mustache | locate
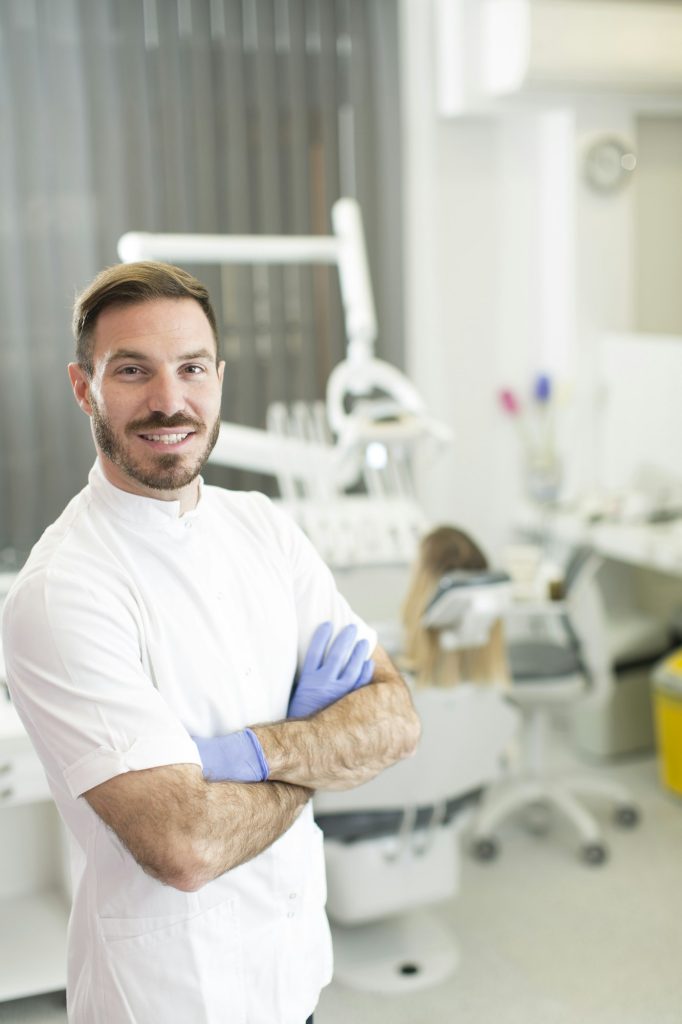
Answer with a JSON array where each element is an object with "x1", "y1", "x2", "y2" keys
[{"x1": 127, "y1": 412, "x2": 204, "y2": 433}]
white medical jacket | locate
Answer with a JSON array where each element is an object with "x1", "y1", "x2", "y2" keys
[{"x1": 1, "y1": 461, "x2": 376, "y2": 1024}]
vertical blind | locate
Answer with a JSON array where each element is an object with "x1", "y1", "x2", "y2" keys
[{"x1": 0, "y1": 0, "x2": 402, "y2": 564}]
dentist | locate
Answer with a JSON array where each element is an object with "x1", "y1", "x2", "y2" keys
[{"x1": 1, "y1": 261, "x2": 420, "y2": 1024}]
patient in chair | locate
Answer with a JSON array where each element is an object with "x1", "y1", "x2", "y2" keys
[{"x1": 401, "y1": 525, "x2": 510, "y2": 688}]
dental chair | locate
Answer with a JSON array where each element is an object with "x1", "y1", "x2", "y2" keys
[
  {"x1": 470, "y1": 549, "x2": 641, "y2": 866},
  {"x1": 313, "y1": 571, "x2": 519, "y2": 994}
]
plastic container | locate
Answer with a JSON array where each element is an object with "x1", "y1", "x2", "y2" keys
[{"x1": 652, "y1": 650, "x2": 682, "y2": 797}]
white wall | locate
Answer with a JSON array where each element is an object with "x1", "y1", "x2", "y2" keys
[
  {"x1": 400, "y1": 0, "x2": 510, "y2": 559},
  {"x1": 636, "y1": 114, "x2": 682, "y2": 334},
  {"x1": 399, "y1": 1, "x2": 682, "y2": 561}
]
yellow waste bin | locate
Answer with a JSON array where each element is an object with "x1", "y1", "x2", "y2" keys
[{"x1": 652, "y1": 650, "x2": 682, "y2": 797}]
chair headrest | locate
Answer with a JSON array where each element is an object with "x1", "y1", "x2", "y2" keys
[
  {"x1": 421, "y1": 570, "x2": 512, "y2": 650},
  {"x1": 429, "y1": 569, "x2": 511, "y2": 594}
]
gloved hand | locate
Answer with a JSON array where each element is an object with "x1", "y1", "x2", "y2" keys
[
  {"x1": 191, "y1": 727, "x2": 269, "y2": 783},
  {"x1": 288, "y1": 621, "x2": 375, "y2": 719}
]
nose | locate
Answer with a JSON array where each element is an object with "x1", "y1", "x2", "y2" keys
[{"x1": 146, "y1": 368, "x2": 186, "y2": 417}]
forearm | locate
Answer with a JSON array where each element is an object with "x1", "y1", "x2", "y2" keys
[
  {"x1": 254, "y1": 652, "x2": 421, "y2": 790},
  {"x1": 193, "y1": 775, "x2": 311, "y2": 887},
  {"x1": 85, "y1": 764, "x2": 311, "y2": 892}
]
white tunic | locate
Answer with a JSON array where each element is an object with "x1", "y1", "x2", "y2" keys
[{"x1": 1, "y1": 461, "x2": 376, "y2": 1024}]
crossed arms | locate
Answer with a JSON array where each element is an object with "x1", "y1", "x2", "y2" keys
[{"x1": 85, "y1": 642, "x2": 420, "y2": 892}]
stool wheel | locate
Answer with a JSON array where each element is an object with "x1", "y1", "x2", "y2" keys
[
  {"x1": 581, "y1": 842, "x2": 608, "y2": 866},
  {"x1": 472, "y1": 837, "x2": 499, "y2": 862},
  {"x1": 614, "y1": 805, "x2": 639, "y2": 828}
]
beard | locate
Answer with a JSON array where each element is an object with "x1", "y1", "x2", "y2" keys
[{"x1": 90, "y1": 400, "x2": 221, "y2": 493}]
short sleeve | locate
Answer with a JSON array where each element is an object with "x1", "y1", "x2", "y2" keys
[{"x1": 2, "y1": 567, "x2": 201, "y2": 799}]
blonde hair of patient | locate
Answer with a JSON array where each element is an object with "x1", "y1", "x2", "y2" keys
[{"x1": 402, "y1": 526, "x2": 509, "y2": 688}]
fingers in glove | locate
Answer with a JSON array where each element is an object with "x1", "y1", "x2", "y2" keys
[
  {"x1": 323, "y1": 623, "x2": 358, "y2": 677},
  {"x1": 301, "y1": 620, "x2": 334, "y2": 675},
  {"x1": 339, "y1": 637, "x2": 369, "y2": 687},
  {"x1": 353, "y1": 658, "x2": 375, "y2": 688}
]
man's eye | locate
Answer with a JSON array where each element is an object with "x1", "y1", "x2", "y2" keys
[
  {"x1": 117, "y1": 366, "x2": 143, "y2": 376},
  {"x1": 183, "y1": 364, "x2": 206, "y2": 375}
]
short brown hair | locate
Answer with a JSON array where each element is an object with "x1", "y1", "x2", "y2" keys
[{"x1": 72, "y1": 261, "x2": 219, "y2": 376}]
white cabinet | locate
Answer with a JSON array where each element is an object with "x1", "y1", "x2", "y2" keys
[
  {"x1": 0, "y1": 698, "x2": 70, "y2": 1003},
  {"x1": 436, "y1": 0, "x2": 682, "y2": 117}
]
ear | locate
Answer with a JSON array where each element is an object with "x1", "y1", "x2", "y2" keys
[
  {"x1": 68, "y1": 363, "x2": 94, "y2": 416},
  {"x1": 217, "y1": 360, "x2": 226, "y2": 388}
]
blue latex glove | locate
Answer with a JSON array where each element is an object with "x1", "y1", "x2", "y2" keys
[
  {"x1": 192, "y1": 727, "x2": 269, "y2": 783},
  {"x1": 288, "y1": 621, "x2": 375, "y2": 719}
]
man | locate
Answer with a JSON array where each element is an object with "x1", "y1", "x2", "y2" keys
[{"x1": 1, "y1": 261, "x2": 420, "y2": 1024}]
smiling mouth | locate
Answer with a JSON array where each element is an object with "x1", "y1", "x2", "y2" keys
[{"x1": 136, "y1": 431, "x2": 197, "y2": 448}]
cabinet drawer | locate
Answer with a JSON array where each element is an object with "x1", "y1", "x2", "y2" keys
[{"x1": 0, "y1": 751, "x2": 51, "y2": 807}]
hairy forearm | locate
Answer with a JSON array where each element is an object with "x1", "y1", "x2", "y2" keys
[
  {"x1": 192, "y1": 775, "x2": 311, "y2": 887},
  {"x1": 254, "y1": 652, "x2": 421, "y2": 791},
  {"x1": 86, "y1": 764, "x2": 311, "y2": 892}
]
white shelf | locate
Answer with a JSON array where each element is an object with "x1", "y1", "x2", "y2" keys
[{"x1": 0, "y1": 888, "x2": 68, "y2": 1002}]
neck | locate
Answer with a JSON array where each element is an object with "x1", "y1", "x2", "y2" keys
[{"x1": 97, "y1": 455, "x2": 200, "y2": 516}]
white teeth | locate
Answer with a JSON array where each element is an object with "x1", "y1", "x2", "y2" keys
[{"x1": 142, "y1": 433, "x2": 189, "y2": 444}]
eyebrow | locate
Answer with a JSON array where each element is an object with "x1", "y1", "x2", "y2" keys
[{"x1": 107, "y1": 348, "x2": 216, "y2": 364}]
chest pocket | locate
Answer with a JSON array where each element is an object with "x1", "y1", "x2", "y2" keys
[{"x1": 99, "y1": 897, "x2": 245, "y2": 1024}]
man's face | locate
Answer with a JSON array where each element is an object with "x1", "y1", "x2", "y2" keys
[{"x1": 69, "y1": 297, "x2": 225, "y2": 509}]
